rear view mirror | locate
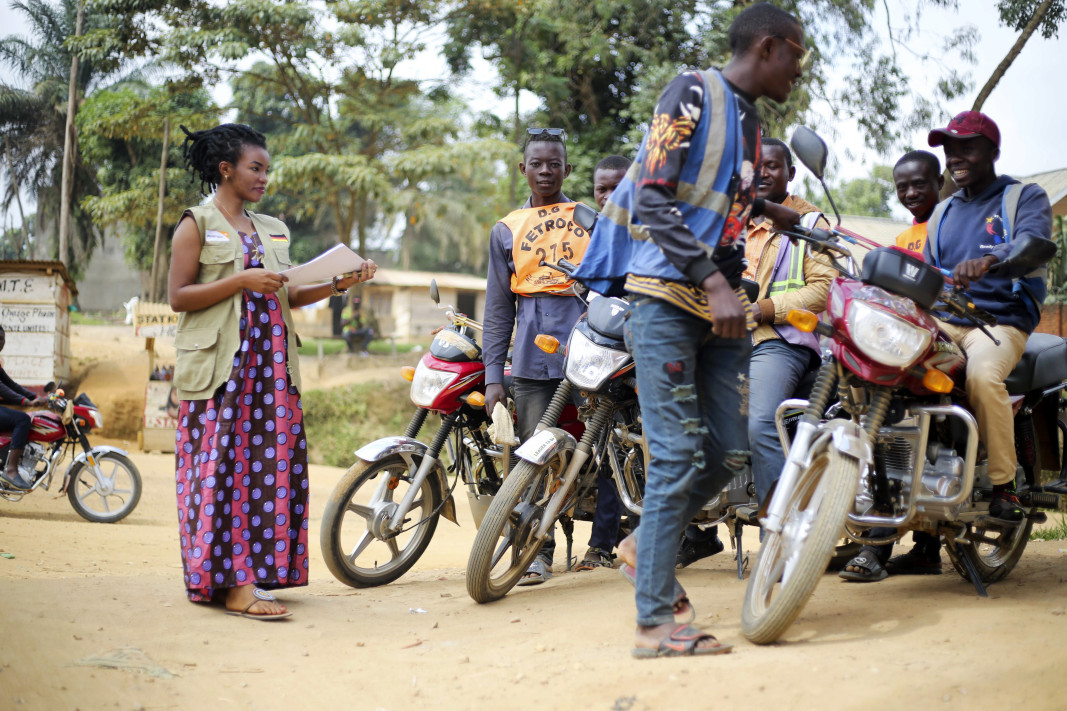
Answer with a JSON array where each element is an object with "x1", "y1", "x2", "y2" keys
[
  {"x1": 790, "y1": 126, "x2": 828, "y2": 181},
  {"x1": 573, "y1": 202, "x2": 598, "y2": 232},
  {"x1": 429, "y1": 280, "x2": 440, "y2": 305}
]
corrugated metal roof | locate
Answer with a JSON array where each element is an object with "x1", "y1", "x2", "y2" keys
[
  {"x1": 1019, "y1": 167, "x2": 1067, "y2": 208},
  {"x1": 0, "y1": 260, "x2": 79, "y2": 295}
]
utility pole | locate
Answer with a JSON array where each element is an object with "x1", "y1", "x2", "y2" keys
[
  {"x1": 58, "y1": 0, "x2": 85, "y2": 268},
  {"x1": 149, "y1": 118, "x2": 171, "y2": 302}
]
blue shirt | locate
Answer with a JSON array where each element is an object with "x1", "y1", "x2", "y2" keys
[
  {"x1": 483, "y1": 195, "x2": 587, "y2": 384},
  {"x1": 923, "y1": 175, "x2": 1053, "y2": 334}
]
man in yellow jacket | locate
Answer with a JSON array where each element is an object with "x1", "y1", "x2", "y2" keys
[
  {"x1": 743, "y1": 137, "x2": 835, "y2": 504},
  {"x1": 678, "y1": 136, "x2": 833, "y2": 567}
]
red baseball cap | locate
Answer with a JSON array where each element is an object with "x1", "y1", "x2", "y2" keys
[{"x1": 928, "y1": 111, "x2": 1000, "y2": 148}]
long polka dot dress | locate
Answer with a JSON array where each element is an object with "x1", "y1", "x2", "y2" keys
[{"x1": 175, "y1": 231, "x2": 309, "y2": 603}]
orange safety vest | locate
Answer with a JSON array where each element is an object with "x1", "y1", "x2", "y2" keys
[
  {"x1": 895, "y1": 222, "x2": 928, "y2": 254},
  {"x1": 500, "y1": 203, "x2": 591, "y2": 295}
]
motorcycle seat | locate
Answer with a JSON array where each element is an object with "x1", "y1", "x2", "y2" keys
[{"x1": 1005, "y1": 333, "x2": 1067, "y2": 395}]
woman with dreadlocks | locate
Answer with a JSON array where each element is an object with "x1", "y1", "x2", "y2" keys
[{"x1": 170, "y1": 123, "x2": 376, "y2": 619}]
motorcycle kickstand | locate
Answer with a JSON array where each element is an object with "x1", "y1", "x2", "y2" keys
[
  {"x1": 733, "y1": 519, "x2": 748, "y2": 580},
  {"x1": 950, "y1": 539, "x2": 989, "y2": 598},
  {"x1": 562, "y1": 517, "x2": 575, "y2": 572}
]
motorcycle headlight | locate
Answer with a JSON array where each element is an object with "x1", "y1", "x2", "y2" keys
[
  {"x1": 564, "y1": 330, "x2": 632, "y2": 390},
  {"x1": 847, "y1": 300, "x2": 931, "y2": 368},
  {"x1": 409, "y1": 360, "x2": 458, "y2": 407},
  {"x1": 88, "y1": 410, "x2": 104, "y2": 429}
]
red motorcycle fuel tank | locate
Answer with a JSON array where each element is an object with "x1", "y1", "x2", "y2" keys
[{"x1": 28, "y1": 411, "x2": 65, "y2": 443}]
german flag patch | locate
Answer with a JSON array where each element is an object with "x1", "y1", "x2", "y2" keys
[{"x1": 270, "y1": 234, "x2": 288, "y2": 243}]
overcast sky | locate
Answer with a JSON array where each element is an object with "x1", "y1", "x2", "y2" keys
[{"x1": 1, "y1": 1, "x2": 1065, "y2": 231}]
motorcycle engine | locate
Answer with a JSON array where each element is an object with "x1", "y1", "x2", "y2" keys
[{"x1": 19, "y1": 442, "x2": 48, "y2": 480}]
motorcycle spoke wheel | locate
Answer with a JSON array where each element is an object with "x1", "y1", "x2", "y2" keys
[
  {"x1": 742, "y1": 441, "x2": 859, "y2": 645},
  {"x1": 466, "y1": 453, "x2": 564, "y2": 603},
  {"x1": 66, "y1": 453, "x2": 143, "y2": 523},
  {"x1": 320, "y1": 453, "x2": 443, "y2": 588}
]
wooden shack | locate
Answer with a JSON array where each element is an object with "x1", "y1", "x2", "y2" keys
[{"x1": 0, "y1": 260, "x2": 77, "y2": 391}]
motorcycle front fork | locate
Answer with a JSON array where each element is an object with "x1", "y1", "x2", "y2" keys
[{"x1": 387, "y1": 413, "x2": 457, "y2": 530}]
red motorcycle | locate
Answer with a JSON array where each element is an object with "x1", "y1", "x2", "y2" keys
[
  {"x1": 0, "y1": 387, "x2": 142, "y2": 523},
  {"x1": 741, "y1": 126, "x2": 1062, "y2": 644},
  {"x1": 320, "y1": 281, "x2": 509, "y2": 587}
]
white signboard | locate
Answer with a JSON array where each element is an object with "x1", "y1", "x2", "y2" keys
[
  {"x1": 0, "y1": 274, "x2": 57, "y2": 304},
  {"x1": 1, "y1": 305, "x2": 57, "y2": 334}
]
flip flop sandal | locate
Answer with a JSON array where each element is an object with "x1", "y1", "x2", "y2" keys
[
  {"x1": 619, "y1": 563, "x2": 694, "y2": 624},
  {"x1": 576, "y1": 547, "x2": 614, "y2": 571},
  {"x1": 226, "y1": 587, "x2": 292, "y2": 620},
  {"x1": 838, "y1": 553, "x2": 888, "y2": 582},
  {"x1": 516, "y1": 558, "x2": 553, "y2": 586},
  {"x1": 631, "y1": 624, "x2": 732, "y2": 659},
  {"x1": 885, "y1": 549, "x2": 942, "y2": 575}
]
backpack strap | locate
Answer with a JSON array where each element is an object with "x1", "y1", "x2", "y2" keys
[{"x1": 925, "y1": 197, "x2": 953, "y2": 269}]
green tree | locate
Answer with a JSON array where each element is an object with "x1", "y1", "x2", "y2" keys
[
  {"x1": 77, "y1": 83, "x2": 218, "y2": 298},
  {"x1": 0, "y1": 0, "x2": 120, "y2": 275}
]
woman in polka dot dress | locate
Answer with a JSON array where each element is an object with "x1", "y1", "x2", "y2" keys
[{"x1": 169, "y1": 124, "x2": 376, "y2": 619}]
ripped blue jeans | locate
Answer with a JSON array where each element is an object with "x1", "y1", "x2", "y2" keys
[{"x1": 625, "y1": 296, "x2": 750, "y2": 627}]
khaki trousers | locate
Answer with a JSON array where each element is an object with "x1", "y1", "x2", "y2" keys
[{"x1": 938, "y1": 322, "x2": 1029, "y2": 485}]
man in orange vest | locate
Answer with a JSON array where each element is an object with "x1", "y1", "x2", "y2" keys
[
  {"x1": 841, "y1": 149, "x2": 946, "y2": 582},
  {"x1": 483, "y1": 129, "x2": 591, "y2": 585},
  {"x1": 893, "y1": 150, "x2": 944, "y2": 253}
]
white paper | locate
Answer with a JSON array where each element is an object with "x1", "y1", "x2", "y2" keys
[{"x1": 279, "y1": 244, "x2": 366, "y2": 287}]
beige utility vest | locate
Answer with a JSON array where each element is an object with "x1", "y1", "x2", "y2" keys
[{"x1": 173, "y1": 202, "x2": 301, "y2": 400}]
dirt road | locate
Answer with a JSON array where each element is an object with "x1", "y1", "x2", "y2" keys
[
  {"x1": 1, "y1": 448, "x2": 1066, "y2": 710},
  {"x1": 1, "y1": 324, "x2": 1065, "y2": 710}
]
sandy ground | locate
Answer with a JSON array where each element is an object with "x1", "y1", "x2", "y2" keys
[{"x1": 1, "y1": 326, "x2": 1066, "y2": 710}]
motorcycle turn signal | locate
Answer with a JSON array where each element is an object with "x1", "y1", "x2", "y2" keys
[
  {"x1": 786, "y1": 309, "x2": 833, "y2": 337},
  {"x1": 534, "y1": 334, "x2": 560, "y2": 354},
  {"x1": 400, "y1": 366, "x2": 416, "y2": 382}
]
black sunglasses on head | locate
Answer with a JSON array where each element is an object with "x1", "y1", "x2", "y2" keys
[{"x1": 527, "y1": 127, "x2": 567, "y2": 140}]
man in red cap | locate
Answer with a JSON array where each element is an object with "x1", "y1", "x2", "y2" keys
[{"x1": 922, "y1": 110, "x2": 1053, "y2": 522}]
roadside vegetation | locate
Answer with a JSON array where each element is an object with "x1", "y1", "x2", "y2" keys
[{"x1": 302, "y1": 380, "x2": 438, "y2": 468}]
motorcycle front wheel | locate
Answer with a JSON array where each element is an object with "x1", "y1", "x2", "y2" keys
[
  {"x1": 66, "y1": 452, "x2": 142, "y2": 523},
  {"x1": 466, "y1": 452, "x2": 566, "y2": 603},
  {"x1": 320, "y1": 453, "x2": 443, "y2": 588},
  {"x1": 742, "y1": 439, "x2": 859, "y2": 644}
]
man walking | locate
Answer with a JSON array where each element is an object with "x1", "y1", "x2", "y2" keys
[{"x1": 576, "y1": 2, "x2": 808, "y2": 656}]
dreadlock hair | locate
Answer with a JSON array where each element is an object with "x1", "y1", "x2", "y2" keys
[
  {"x1": 894, "y1": 150, "x2": 941, "y2": 178},
  {"x1": 180, "y1": 123, "x2": 267, "y2": 195},
  {"x1": 728, "y1": 3, "x2": 801, "y2": 55},
  {"x1": 595, "y1": 155, "x2": 632, "y2": 173},
  {"x1": 523, "y1": 132, "x2": 567, "y2": 162},
  {"x1": 760, "y1": 137, "x2": 793, "y2": 169}
]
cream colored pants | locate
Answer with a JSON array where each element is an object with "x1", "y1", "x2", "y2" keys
[{"x1": 938, "y1": 322, "x2": 1029, "y2": 486}]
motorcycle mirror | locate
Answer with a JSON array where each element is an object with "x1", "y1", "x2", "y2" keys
[
  {"x1": 429, "y1": 279, "x2": 440, "y2": 305},
  {"x1": 44, "y1": 381, "x2": 55, "y2": 393},
  {"x1": 789, "y1": 126, "x2": 843, "y2": 227},
  {"x1": 790, "y1": 126, "x2": 828, "y2": 180},
  {"x1": 573, "y1": 202, "x2": 598, "y2": 232},
  {"x1": 993, "y1": 234, "x2": 1057, "y2": 272}
]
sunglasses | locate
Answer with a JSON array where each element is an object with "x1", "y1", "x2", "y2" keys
[
  {"x1": 527, "y1": 127, "x2": 567, "y2": 139},
  {"x1": 775, "y1": 35, "x2": 814, "y2": 70}
]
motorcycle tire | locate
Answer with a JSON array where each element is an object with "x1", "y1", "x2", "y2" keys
[
  {"x1": 466, "y1": 453, "x2": 566, "y2": 603},
  {"x1": 320, "y1": 454, "x2": 443, "y2": 588},
  {"x1": 742, "y1": 440, "x2": 859, "y2": 644},
  {"x1": 945, "y1": 515, "x2": 1033, "y2": 585},
  {"x1": 66, "y1": 452, "x2": 142, "y2": 523}
]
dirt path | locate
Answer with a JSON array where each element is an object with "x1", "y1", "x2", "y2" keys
[{"x1": 1, "y1": 325, "x2": 1065, "y2": 710}]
